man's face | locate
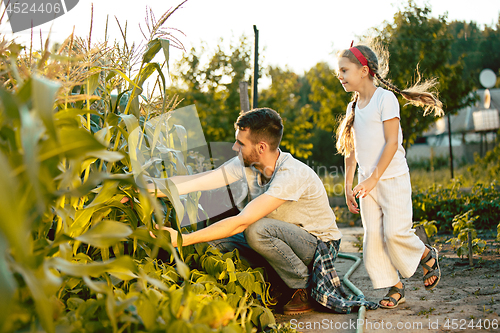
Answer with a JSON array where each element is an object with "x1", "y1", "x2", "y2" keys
[{"x1": 232, "y1": 129, "x2": 259, "y2": 167}]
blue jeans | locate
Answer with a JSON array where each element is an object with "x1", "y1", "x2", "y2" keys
[{"x1": 209, "y1": 218, "x2": 318, "y2": 289}]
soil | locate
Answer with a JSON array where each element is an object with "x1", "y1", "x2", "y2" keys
[{"x1": 275, "y1": 227, "x2": 500, "y2": 333}]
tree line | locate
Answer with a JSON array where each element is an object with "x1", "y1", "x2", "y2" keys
[{"x1": 166, "y1": 1, "x2": 500, "y2": 168}]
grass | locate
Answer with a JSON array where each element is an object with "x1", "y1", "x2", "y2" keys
[{"x1": 410, "y1": 165, "x2": 477, "y2": 189}]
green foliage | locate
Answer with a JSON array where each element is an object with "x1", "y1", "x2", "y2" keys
[
  {"x1": 259, "y1": 67, "x2": 314, "y2": 158},
  {"x1": 412, "y1": 179, "x2": 465, "y2": 231},
  {"x1": 376, "y1": 0, "x2": 475, "y2": 149},
  {"x1": 267, "y1": 323, "x2": 299, "y2": 333},
  {"x1": 448, "y1": 18, "x2": 500, "y2": 88},
  {"x1": 408, "y1": 154, "x2": 450, "y2": 171},
  {"x1": 412, "y1": 179, "x2": 500, "y2": 233},
  {"x1": 0, "y1": 12, "x2": 272, "y2": 333},
  {"x1": 467, "y1": 140, "x2": 500, "y2": 183},
  {"x1": 166, "y1": 36, "x2": 254, "y2": 144},
  {"x1": 465, "y1": 181, "x2": 500, "y2": 230},
  {"x1": 299, "y1": 62, "x2": 349, "y2": 166},
  {"x1": 446, "y1": 210, "x2": 487, "y2": 258},
  {"x1": 413, "y1": 219, "x2": 438, "y2": 238}
]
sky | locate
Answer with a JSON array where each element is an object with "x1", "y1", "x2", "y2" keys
[{"x1": 2, "y1": 0, "x2": 499, "y2": 76}]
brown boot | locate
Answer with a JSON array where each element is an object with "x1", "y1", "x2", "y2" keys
[{"x1": 283, "y1": 288, "x2": 313, "y2": 315}]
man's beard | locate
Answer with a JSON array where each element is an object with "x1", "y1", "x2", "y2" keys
[{"x1": 242, "y1": 148, "x2": 259, "y2": 167}]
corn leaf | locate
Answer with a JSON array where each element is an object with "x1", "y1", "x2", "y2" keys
[
  {"x1": 32, "y1": 74, "x2": 60, "y2": 140},
  {"x1": 0, "y1": 234, "x2": 16, "y2": 330},
  {"x1": 160, "y1": 39, "x2": 170, "y2": 74},
  {"x1": 75, "y1": 220, "x2": 133, "y2": 248},
  {"x1": 39, "y1": 127, "x2": 106, "y2": 161},
  {"x1": 0, "y1": 86, "x2": 20, "y2": 120},
  {"x1": 143, "y1": 39, "x2": 162, "y2": 64}
]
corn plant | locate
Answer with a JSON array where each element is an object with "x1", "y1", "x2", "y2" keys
[{"x1": 0, "y1": 4, "x2": 275, "y2": 332}]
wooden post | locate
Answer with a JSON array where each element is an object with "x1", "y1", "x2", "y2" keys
[
  {"x1": 252, "y1": 25, "x2": 259, "y2": 109},
  {"x1": 480, "y1": 132, "x2": 483, "y2": 157},
  {"x1": 239, "y1": 81, "x2": 250, "y2": 112},
  {"x1": 447, "y1": 113, "x2": 454, "y2": 179},
  {"x1": 468, "y1": 231, "x2": 473, "y2": 267}
]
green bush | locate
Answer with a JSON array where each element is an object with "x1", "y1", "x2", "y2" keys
[
  {"x1": 412, "y1": 179, "x2": 465, "y2": 232},
  {"x1": 412, "y1": 179, "x2": 500, "y2": 233},
  {"x1": 446, "y1": 210, "x2": 487, "y2": 258},
  {"x1": 467, "y1": 139, "x2": 500, "y2": 182}
]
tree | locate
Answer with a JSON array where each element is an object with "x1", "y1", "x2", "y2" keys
[
  {"x1": 166, "y1": 36, "x2": 254, "y2": 144},
  {"x1": 305, "y1": 62, "x2": 351, "y2": 168},
  {"x1": 259, "y1": 66, "x2": 315, "y2": 158},
  {"x1": 167, "y1": 39, "x2": 326, "y2": 160},
  {"x1": 448, "y1": 16, "x2": 500, "y2": 89},
  {"x1": 377, "y1": 1, "x2": 475, "y2": 149}
]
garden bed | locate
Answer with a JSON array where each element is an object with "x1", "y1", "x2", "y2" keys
[{"x1": 276, "y1": 230, "x2": 500, "y2": 333}]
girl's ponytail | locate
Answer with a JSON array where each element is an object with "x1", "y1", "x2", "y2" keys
[{"x1": 374, "y1": 72, "x2": 443, "y2": 117}]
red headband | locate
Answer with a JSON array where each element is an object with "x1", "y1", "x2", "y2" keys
[{"x1": 349, "y1": 46, "x2": 375, "y2": 77}]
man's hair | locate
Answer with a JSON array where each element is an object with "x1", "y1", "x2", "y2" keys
[{"x1": 235, "y1": 108, "x2": 283, "y2": 150}]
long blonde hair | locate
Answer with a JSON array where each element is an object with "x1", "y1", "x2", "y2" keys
[{"x1": 335, "y1": 44, "x2": 443, "y2": 157}]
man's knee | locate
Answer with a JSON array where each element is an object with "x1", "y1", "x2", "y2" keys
[{"x1": 244, "y1": 218, "x2": 271, "y2": 247}]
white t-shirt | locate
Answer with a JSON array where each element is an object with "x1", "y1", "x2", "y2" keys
[
  {"x1": 223, "y1": 151, "x2": 342, "y2": 242},
  {"x1": 347, "y1": 87, "x2": 409, "y2": 179}
]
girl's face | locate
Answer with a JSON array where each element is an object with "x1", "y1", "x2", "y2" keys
[{"x1": 337, "y1": 57, "x2": 363, "y2": 92}]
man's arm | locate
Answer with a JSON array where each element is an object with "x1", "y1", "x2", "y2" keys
[
  {"x1": 162, "y1": 193, "x2": 286, "y2": 247},
  {"x1": 149, "y1": 161, "x2": 241, "y2": 196}
]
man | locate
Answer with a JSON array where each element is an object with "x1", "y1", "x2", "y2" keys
[{"x1": 152, "y1": 108, "x2": 342, "y2": 314}]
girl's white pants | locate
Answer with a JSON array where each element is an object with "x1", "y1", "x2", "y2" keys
[{"x1": 360, "y1": 172, "x2": 425, "y2": 289}]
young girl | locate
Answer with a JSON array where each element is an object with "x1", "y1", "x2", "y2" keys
[{"x1": 336, "y1": 42, "x2": 443, "y2": 309}]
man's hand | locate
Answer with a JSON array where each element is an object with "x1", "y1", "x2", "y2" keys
[{"x1": 150, "y1": 224, "x2": 179, "y2": 247}]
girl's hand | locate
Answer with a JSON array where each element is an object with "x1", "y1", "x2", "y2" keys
[
  {"x1": 345, "y1": 188, "x2": 360, "y2": 214},
  {"x1": 352, "y1": 176, "x2": 378, "y2": 199}
]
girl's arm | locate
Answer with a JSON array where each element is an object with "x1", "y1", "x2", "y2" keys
[
  {"x1": 344, "y1": 152, "x2": 359, "y2": 214},
  {"x1": 353, "y1": 117, "x2": 399, "y2": 198}
]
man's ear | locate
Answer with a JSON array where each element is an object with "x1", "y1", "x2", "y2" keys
[{"x1": 258, "y1": 142, "x2": 268, "y2": 154}]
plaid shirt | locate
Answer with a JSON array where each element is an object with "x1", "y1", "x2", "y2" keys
[{"x1": 310, "y1": 239, "x2": 379, "y2": 313}]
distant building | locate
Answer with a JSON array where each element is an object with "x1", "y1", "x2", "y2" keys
[{"x1": 407, "y1": 89, "x2": 500, "y2": 164}]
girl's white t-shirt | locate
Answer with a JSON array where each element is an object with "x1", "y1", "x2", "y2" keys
[{"x1": 347, "y1": 87, "x2": 409, "y2": 180}]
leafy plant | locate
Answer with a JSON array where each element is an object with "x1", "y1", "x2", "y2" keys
[
  {"x1": 412, "y1": 178, "x2": 465, "y2": 231},
  {"x1": 0, "y1": 4, "x2": 273, "y2": 333},
  {"x1": 413, "y1": 219, "x2": 438, "y2": 238},
  {"x1": 412, "y1": 179, "x2": 500, "y2": 234},
  {"x1": 446, "y1": 210, "x2": 487, "y2": 258}
]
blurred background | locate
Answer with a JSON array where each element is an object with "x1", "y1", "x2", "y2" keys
[{"x1": 3, "y1": 0, "x2": 500, "y2": 193}]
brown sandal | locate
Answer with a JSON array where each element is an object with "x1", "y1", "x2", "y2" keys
[
  {"x1": 379, "y1": 283, "x2": 406, "y2": 309},
  {"x1": 421, "y1": 245, "x2": 441, "y2": 290}
]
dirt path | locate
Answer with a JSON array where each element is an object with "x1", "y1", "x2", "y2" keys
[{"x1": 276, "y1": 227, "x2": 500, "y2": 333}]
